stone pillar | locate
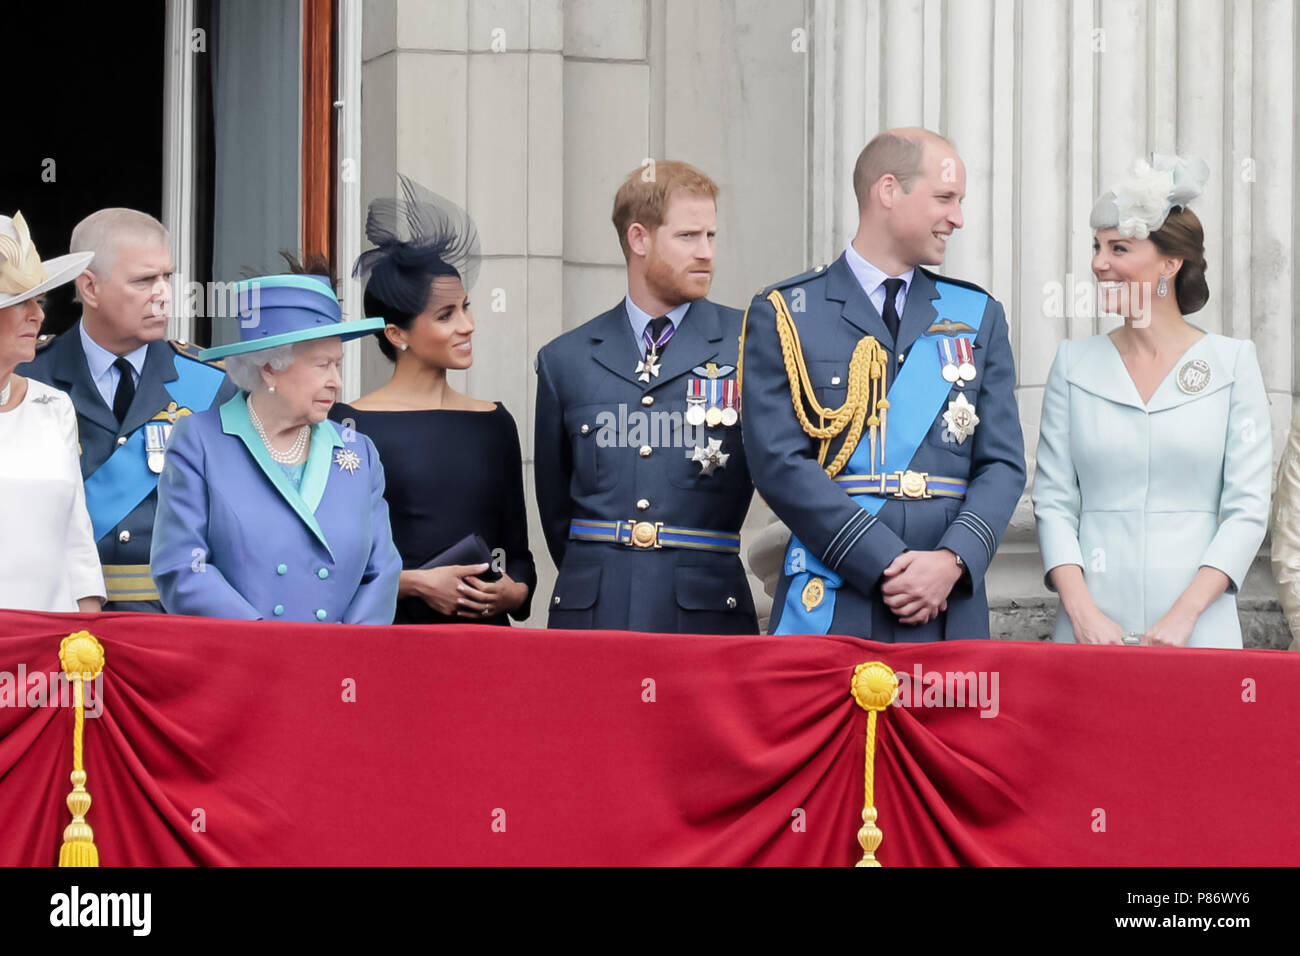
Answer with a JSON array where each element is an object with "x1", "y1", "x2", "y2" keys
[{"x1": 809, "y1": 0, "x2": 1297, "y2": 644}]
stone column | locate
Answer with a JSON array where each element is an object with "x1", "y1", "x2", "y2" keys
[{"x1": 808, "y1": 0, "x2": 1297, "y2": 644}]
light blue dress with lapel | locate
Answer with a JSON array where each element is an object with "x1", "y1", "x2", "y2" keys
[
  {"x1": 150, "y1": 393, "x2": 402, "y2": 624},
  {"x1": 1032, "y1": 332, "x2": 1272, "y2": 648}
]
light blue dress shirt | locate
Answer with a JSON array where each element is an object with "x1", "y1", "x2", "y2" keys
[
  {"x1": 843, "y1": 243, "x2": 915, "y2": 319},
  {"x1": 78, "y1": 320, "x2": 147, "y2": 410},
  {"x1": 624, "y1": 297, "x2": 691, "y2": 345}
]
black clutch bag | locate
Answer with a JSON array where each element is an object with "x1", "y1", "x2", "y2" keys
[{"x1": 417, "y1": 533, "x2": 501, "y2": 582}]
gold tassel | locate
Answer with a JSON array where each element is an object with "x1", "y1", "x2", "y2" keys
[
  {"x1": 850, "y1": 661, "x2": 898, "y2": 867},
  {"x1": 769, "y1": 289, "x2": 888, "y2": 478},
  {"x1": 58, "y1": 631, "x2": 105, "y2": 867}
]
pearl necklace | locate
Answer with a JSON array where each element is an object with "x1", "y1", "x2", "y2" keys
[
  {"x1": 247, "y1": 397, "x2": 310, "y2": 464},
  {"x1": 0, "y1": 379, "x2": 10, "y2": 407}
]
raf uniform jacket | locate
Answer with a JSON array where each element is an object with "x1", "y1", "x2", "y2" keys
[
  {"x1": 534, "y1": 298, "x2": 758, "y2": 633},
  {"x1": 19, "y1": 330, "x2": 237, "y2": 612},
  {"x1": 740, "y1": 255, "x2": 1026, "y2": 641}
]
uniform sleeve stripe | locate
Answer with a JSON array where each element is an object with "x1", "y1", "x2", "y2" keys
[
  {"x1": 826, "y1": 512, "x2": 868, "y2": 572},
  {"x1": 829, "y1": 511, "x2": 873, "y2": 567},
  {"x1": 953, "y1": 514, "x2": 994, "y2": 559},
  {"x1": 963, "y1": 510, "x2": 997, "y2": 545},
  {"x1": 825, "y1": 510, "x2": 867, "y2": 563},
  {"x1": 833, "y1": 515, "x2": 877, "y2": 570},
  {"x1": 956, "y1": 515, "x2": 994, "y2": 555},
  {"x1": 828, "y1": 513, "x2": 875, "y2": 569},
  {"x1": 968, "y1": 514, "x2": 997, "y2": 554}
]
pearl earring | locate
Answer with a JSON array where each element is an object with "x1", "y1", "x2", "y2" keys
[
  {"x1": 268, "y1": 385, "x2": 276, "y2": 394},
  {"x1": 399, "y1": 343, "x2": 408, "y2": 352}
]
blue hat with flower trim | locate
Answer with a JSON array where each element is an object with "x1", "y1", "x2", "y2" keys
[{"x1": 198, "y1": 273, "x2": 386, "y2": 361}]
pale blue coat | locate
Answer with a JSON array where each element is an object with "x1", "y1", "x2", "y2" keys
[
  {"x1": 150, "y1": 393, "x2": 401, "y2": 624},
  {"x1": 1032, "y1": 332, "x2": 1272, "y2": 648}
]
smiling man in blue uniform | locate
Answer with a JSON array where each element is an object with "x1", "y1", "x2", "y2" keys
[
  {"x1": 534, "y1": 161, "x2": 757, "y2": 633},
  {"x1": 741, "y1": 128, "x2": 1026, "y2": 641},
  {"x1": 18, "y1": 208, "x2": 235, "y2": 611}
]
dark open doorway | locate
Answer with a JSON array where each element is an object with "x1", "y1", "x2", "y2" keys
[{"x1": 0, "y1": 3, "x2": 166, "y2": 336}]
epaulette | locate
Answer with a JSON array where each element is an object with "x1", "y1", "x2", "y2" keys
[
  {"x1": 170, "y1": 339, "x2": 225, "y2": 368},
  {"x1": 34, "y1": 333, "x2": 56, "y2": 352},
  {"x1": 761, "y1": 263, "x2": 832, "y2": 297},
  {"x1": 918, "y1": 267, "x2": 991, "y2": 297}
]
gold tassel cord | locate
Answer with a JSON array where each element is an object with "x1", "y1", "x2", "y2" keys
[
  {"x1": 850, "y1": 662, "x2": 898, "y2": 867},
  {"x1": 58, "y1": 631, "x2": 105, "y2": 867},
  {"x1": 767, "y1": 290, "x2": 888, "y2": 478}
]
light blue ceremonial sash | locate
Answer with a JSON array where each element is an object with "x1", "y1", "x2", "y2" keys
[
  {"x1": 773, "y1": 281, "x2": 988, "y2": 635},
  {"x1": 84, "y1": 360, "x2": 226, "y2": 541}
]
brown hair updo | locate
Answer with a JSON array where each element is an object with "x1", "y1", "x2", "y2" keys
[{"x1": 1149, "y1": 207, "x2": 1209, "y2": 315}]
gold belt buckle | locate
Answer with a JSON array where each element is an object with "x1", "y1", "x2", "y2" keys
[
  {"x1": 626, "y1": 520, "x2": 663, "y2": 549},
  {"x1": 894, "y1": 470, "x2": 931, "y2": 499}
]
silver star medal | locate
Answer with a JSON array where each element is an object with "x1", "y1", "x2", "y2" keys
[
  {"x1": 334, "y1": 448, "x2": 362, "y2": 474},
  {"x1": 941, "y1": 393, "x2": 980, "y2": 444},
  {"x1": 691, "y1": 437, "x2": 730, "y2": 476},
  {"x1": 636, "y1": 351, "x2": 661, "y2": 384}
]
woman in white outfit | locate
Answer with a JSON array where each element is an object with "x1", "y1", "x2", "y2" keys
[
  {"x1": 0, "y1": 212, "x2": 104, "y2": 612},
  {"x1": 1032, "y1": 156, "x2": 1272, "y2": 649}
]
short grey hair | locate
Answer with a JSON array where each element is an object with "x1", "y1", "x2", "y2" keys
[
  {"x1": 70, "y1": 208, "x2": 170, "y2": 278},
  {"x1": 222, "y1": 344, "x2": 296, "y2": 392}
]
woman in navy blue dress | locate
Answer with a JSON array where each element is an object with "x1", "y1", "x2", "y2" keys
[{"x1": 331, "y1": 178, "x2": 535, "y2": 625}]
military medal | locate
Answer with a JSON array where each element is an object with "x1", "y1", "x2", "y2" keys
[
  {"x1": 691, "y1": 437, "x2": 730, "y2": 475},
  {"x1": 705, "y1": 378, "x2": 723, "y2": 427},
  {"x1": 145, "y1": 423, "x2": 171, "y2": 474},
  {"x1": 956, "y1": 337, "x2": 977, "y2": 383},
  {"x1": 637, "y1": 321, "x2": 675, "y2": 383},
  {"x1": 686, "y1": 379, "x2": 707, "y2": 425},
  {"x1": 720, "y1": 379, "x2": 739, "y2": 426},
  {"x1": 635, "y1": 354, "x2": 661, "y2": 383},
  {"x1": 938, "y1": 339, "x2": 960, "y2": 383},
  {"x1": 941, "y1": 393, "x2": 980, "y2": 444},
  {"x1": 1177, "y1": 358, "x2": 1211, "y2": 394}
]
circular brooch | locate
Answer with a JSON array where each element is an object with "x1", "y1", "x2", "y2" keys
[{"x1": 1177, "y1": 358, "x2": 1211, "y2": 394}]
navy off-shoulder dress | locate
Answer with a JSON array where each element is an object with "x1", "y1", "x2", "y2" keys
[{"x1": 329, "y1": 402, "x2": 537, "y2": 625}]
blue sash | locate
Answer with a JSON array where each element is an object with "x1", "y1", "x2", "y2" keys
[
  {"x1": 773, "y1": 281, "x2": 987, "y2": 635},
  {"x1": 83, "y1": 359, "x2": 226, "y2": 541}
]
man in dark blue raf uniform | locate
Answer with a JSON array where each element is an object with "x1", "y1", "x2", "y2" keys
[
  {"x1": 534, "y1": 161, "x2": 757, "y2": 633},
  {"x1": 740, "y1": 128, "x2": 1026, "y2": 641},
  {"x1": 19, "y1": 208, "x2": 235, "y2": 612}
]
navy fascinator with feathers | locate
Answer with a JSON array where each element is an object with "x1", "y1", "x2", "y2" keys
[{"x1": 352, "y1": 175, "x2": 481, "y2": 359}]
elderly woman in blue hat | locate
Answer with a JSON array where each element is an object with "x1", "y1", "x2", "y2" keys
[{"x1": 150, "y1": 272, "x2": 402, "y2": 623}]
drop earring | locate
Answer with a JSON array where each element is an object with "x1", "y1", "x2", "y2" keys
[{"x1": 1156, "y1": 275, "x2": 1168, "y2": 298}]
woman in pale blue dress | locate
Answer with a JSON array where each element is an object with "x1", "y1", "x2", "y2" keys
[{"x1": 1032, "y1": 155, "x2": 1271, "y2": 649}]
